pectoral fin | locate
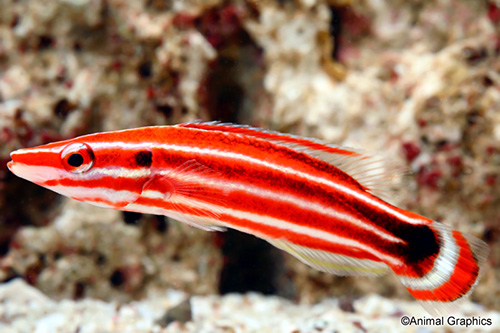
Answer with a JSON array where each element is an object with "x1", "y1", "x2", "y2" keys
[{"x1": 139, "y1": 160, "x2": 228, "y2": 232}]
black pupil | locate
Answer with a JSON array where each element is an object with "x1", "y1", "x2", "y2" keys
[{"x1": 68, "y1": 153, "x2": 84, "y2": 167}]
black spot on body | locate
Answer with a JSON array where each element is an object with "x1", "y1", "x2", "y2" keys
[{"x1": 135, "y1": 151, "x2": 152, "y2": 167}]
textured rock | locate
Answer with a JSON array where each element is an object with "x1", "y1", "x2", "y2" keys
[
  {"x1": 1, "y1": 0, "x2": 499, "y2": 330},
  {"x1": 1, "y1": 279, "x2": 499, "y2": 332}
]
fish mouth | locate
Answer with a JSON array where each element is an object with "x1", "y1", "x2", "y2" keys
[
  {"x1": 6, "y1": 154, "x2": 21, "y2": 177},
  {"x1": 7, "y1": 148, "x2": 24, "y2": 172},
  {"x1": 7, "y1": 151, "x2": 17, "y2": 173},
  {"x1": 6, "y1": 150, "x2": 44, "y2": 184}
]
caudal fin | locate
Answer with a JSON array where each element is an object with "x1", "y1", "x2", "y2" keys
[{"x1": 397, "y1": 221, "x2": 489, "y2": 316}]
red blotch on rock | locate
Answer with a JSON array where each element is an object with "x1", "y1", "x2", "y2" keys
[
  {"x1": 39, "y1": 130, "x2": 63, "y2": 144},
  {"x1": 198, "y1": 4, "x2": 244, "y2": 49},
  {"x1": 436, "y1": 141, "x2": 456, "y2": 152},
  {"x1": 486, "y1": 146, "x2": 497, "y2": 155},
  {"x1": 417, "y1": 119, "x2": 427, "y2": 128},
  {"x1": 1, "y1": 127, "x2": 14, "y2": 142},
  {"x1": 485, "y1": 174, "x2": 497, "y2": 186},
  {"x1": 25, "y1": 263, "x2": 42, "y2": 285},
  {"x1": 172, "y1": 13, "x2": 197, "y2": 29},
  {"x1": 488, "y1": 2, "x2": 500, "y2": 23},
  {"x1": 110, "y1": 60, "x2": 123, "y2": 71},
  {"x1": 402, "y1": 142, "x2": 421, "y2": 162},
  {"x1": 417, "y1": 164, "x2": 442, "y2": 189},
  {"x1": 446, "y1": 155, "x2": 463, "y2": 177},
  {"x1": 146, "y1": 86, "x2": 156, "y2": 100}
]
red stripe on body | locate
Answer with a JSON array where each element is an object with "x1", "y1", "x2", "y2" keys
[
  {"x1": 211, "y1": 188, "x2": 406, "y2": 254},
  {"x1": 82, "y1": 128, "x2": 433, "y2": 267},
  {"x1": 80, "y1": 139, "x2": 412, "y2": 263},
  {"x1": 18, "y1": 126, "x2": 436, "y2": 273},
  {"x1": 81, "y1": 197, "x2": 131, "y2": 208},
  {"x1": 178, "y1": 122, "x2": 360, "y2": 156},
  {"x1": 132, "y1": 195, "x2": 384, "y2": 263},
  {"x1": 92, "y1": 130, "x2": 362, "y2": 189},
  {"x1": 12, "y1": 151, "x2": 61, "y2": 168},
  {"x1": 89, "y1": 137, "x2": 413, "y2": 244},
  {"x1": 42, "y1": 176, "x2": 147, "y2": 193},
  {"x1": 88, "y1": 129, "x2": 432, "y2": 245}
]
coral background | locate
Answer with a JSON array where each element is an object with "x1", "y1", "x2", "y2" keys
[{"x1": 1, "y1": 0, "x2": 500, "y2": 330}]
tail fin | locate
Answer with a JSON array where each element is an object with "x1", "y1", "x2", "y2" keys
[{"x1": 397, "y1": 221, "x2": 489, "y2": 316}]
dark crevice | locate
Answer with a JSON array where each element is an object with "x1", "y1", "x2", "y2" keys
[
  {"x1": 329, "y1": 7, "x2": 342, "y2": 61},
  {"x1": 0, "y1": 173, "x2": 60, "y2": 262},
  {"x1": 193, "y1": 4, "x2": 290, "y2": 297},
  {"x1": 110, "y1": 269, "x2": 125, "y2": 287},
  {"x1": 196, "y1": 3, "x2": 264, "y2": 124},
  {"x1": 218, "y1": 230, "x2": 288, "y2": 296},
  {"x1": 123, "y1": 211, "x2": 143, "y2": 225},
  {"x1": 201, "y1": 57, "x2": 244, "y2": 123}
]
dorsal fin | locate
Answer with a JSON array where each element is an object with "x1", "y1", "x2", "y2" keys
[
  {"x1": 179, "y1": 121, "x2": 360, "y2": 157},
  {"x1": 178, "y1": 121, "x2": 406, "y2": 200}
]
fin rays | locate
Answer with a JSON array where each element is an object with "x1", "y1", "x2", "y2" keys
[
  {"x1": 398, "y1": 222, "x2": 489, "y2": 316},
  {"x1": 142, "y1": 159, "x2": 228, "y2": 232},
  {"x1": 179, "y1": 121, "x2": 406, "y2": 200},
  {"x1": 268, "y1": 238, "x2": 390, "y2": 277}
]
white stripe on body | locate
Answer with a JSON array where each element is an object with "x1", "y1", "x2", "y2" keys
[
  {"x1": 48, "y1": 184, "x2": 140, "y2": 206},
  {"x1": 10, "y1": 146, "x2": 64, "y2": 156},
  {"x1": 24, "y1": 160, "x2": 403, "y2": 243},
  {"x1": 128, "y1": 191, "x2": 405, "y2": 267},
  {"x1": 89, "y1": 141, "x2": 429, "y2": 226}
]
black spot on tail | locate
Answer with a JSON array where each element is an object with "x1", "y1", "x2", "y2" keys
[
  {"x1": 401, "y1": 224, "x2": 440, "y2": 264},
  {"x1": 135, "y1": 151, "x2": 152, "y2": 167},
  {"x1": 351, "y1": 202, "x2": 441, "y2": 266}
]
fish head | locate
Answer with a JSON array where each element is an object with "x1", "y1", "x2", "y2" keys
[{"x1": 7, "y1": 135, "x2": 148, "y2": 209}]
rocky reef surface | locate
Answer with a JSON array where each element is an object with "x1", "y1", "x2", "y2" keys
[
  {"x1": 1, "y1": 278, "x2": 499, "y2": 332},
  {"x1": 1, "y1": 0, "x2": 500, "y2": 331}
]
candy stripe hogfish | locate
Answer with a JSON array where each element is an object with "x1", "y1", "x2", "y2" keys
[{"x1": 7, "y1": 122, "x2": 488, "y2": 315}]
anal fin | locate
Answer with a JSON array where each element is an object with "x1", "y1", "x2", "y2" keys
[
  {"x1": 268, "y1": 238, "x2": 389, "y2": 277},
  {"x1": 167, "y1": 210, "x2": 226, "y2": 232}
]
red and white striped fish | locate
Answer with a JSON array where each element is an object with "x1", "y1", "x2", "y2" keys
[{"x1": 7, "y1": 122, "x2": 488, "y2": 315}]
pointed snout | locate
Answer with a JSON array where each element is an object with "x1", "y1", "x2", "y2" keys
[
  {"x1": 7, "y1": 149, "x2": 23, "y2": 175},
  {"x1": 6, "y1": 147, "x2": 63, "y2": 185}
]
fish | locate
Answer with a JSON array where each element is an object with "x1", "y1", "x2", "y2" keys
[{"x1": 7, "y1": 121, "x2": 489, "y2": 315}]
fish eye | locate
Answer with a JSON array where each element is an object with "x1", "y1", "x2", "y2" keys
[
  {"x1": 68, "y1": 153, "x2": 84, "y2": 167},
  {"x1": 61, "y1": 143, "x2": 94, "y2": 173}
]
